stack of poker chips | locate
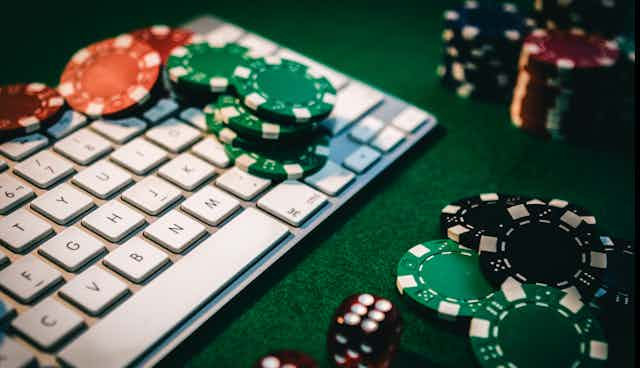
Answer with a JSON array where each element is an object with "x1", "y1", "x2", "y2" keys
[
  {"x1": 437, "y1": 0, "x2": 535, "y2": 101},
  {"x1": 533, "y1": 0, "x2": 625, "y2": 38},
  {"x1": 510, "y1": 29, "x2": 621, "y2": 140}
]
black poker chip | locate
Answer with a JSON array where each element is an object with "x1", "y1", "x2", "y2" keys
[
  {"x1": 477, "y1": 200, "x2": 607, "y2": 300},
  {"x1": 440, "y1": 193, "x2": 530, "y2": 250}
]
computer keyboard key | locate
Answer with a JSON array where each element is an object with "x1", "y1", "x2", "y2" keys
[
  {"x1": 103, "y1": 237, "x2": 169, "y2": 283},
  {"x1": 191, "y1": 136, "x2": 230, "y2": 168},
  {"x1": 258, "y1": 181, "x2": 327, "y2": 227},
  {"x1": 349, "y1": 116, "x2": 385, "y2": 143},
  {"x1": 110, "y1": 138, "x2": 168, "y2": 175},
  {"x1": 0, "y1": 134, "x2": 49, "y2": 161},
  {"x1": 144, "y1": 210, "x2": 207, "y2": 253},
  {"x1": 11, "y1": 298, "x2": 84, "y2": 350},
  {"x1": 322, "y1": 82, "x2": 384, "y2": 135},
  {"x1": 13, "y1": 150, "x2": 75, "y2": 189},
  {"x1": 82, "y1": 200, "x2": 145, "y2": 243},
  {"x1": 237, "y1": 33, "x2": 278, "y2": 57},
  {"x1": 59, "y1": 266, "x2": 129, "y2": 316},
  {"x1": 216, "y1": 167, "x2": 271, "y2": 201},
  {"x1": 38, "y1": 227, "x2": 105, "y2": 272},
  {"x1": 58, "y1": 208, "x2": 288, "y2": 368},
  {"x1": 179, "y1": 108, "x2": 208, "y2": 131},
  {"x1": 371, "y1": 126, "x2": 405, "y2": 153},
  {"x1": 143, "y1": 98, "x2": 179, "y2": 123},
  {"x1": 304, "y1": 161, "x2": 356, "y2": 196},
  {"x1": 145, "y1": 118, "x2": 201, "y2": 153},
  {"x1": 158, "y1": 153, "x2": 216, "y2": 191},
  {"x1": 72, "y1": 160, "x2": 133, "y2": 199},
  {"x1": 0, "y1": 209, "x2": 53, "y2": 253},
  {"x1": 53, "y1": 129, "x2": 113, "y2": 165},
  {"x1": 30, "y1": 184, "x2": 95, "y2": 225},
  {"x1": 1, "y1": 297, "x2": 16, "y2": 322},
  {"x1": 0, "y1": 337, "x2": 36, "y2": 368},
  {"x1": 91, "y1": 117, "x2": 147, "y2": 144},
  {"x1": 121, "y1": 176, "x2": 182, "y2": 215},
  {"x1": 0, "y1": 173, "x2": 35, "y2": 215},
  {"x1": 180, "y1": 185, "x2": 240, "y2": 226},
  {"x1": 47, "y1": 110, "x2": 88, "y2": 139},
  {"x1": 0, "y1": 255, "x2": 62, "y2": 303},
  {"x1": 344, "y1": 146, "x2": 381, "y2": 174},
  {"x1": 391, "y1": 106, "x2": 430, "y2": 133}
]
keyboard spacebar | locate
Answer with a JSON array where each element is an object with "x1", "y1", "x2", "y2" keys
[{"x1": 58, "y1": 208, "x2": 289, "y2": 368}]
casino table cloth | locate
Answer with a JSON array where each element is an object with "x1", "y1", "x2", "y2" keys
[{"x1": 1, "y1": 0, "x2": 635, "y2": 366}]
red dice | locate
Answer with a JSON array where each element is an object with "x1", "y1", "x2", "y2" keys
[
  {"x1": 253, "y1": 350, "x2": 318, "y2": 368},
  {"x1": 327, "y1": 294, "x2": 402, "y2": 367}
]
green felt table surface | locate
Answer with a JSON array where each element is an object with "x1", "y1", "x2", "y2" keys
[{"x1": 2, "y1": 0, "x2": 635, "y2": 367}]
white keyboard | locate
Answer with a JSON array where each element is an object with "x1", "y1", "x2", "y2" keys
[{"x1": 0, "y1": 15, "x2": 438, "y2": 367}]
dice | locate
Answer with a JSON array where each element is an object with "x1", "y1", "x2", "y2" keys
[
  {"x1": 327, "y1": 294, "x2": 402, "y2": 367},
  {"x1": 253, "y1": 350, "x2": 318, "y2": 368}
]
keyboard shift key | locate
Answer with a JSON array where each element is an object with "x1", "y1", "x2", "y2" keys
[
  {"x1": 343, "y1": 146, "x2": 381, "y2": 174},
  {"x1": 215, "y1": 167, "x2": 270, "y2": 201},
  {"x1": 304, "y1": 161, "x2": 355, "y2": 196},
  {"x1": 54, "y1": 129, "x2": 113, "y2": 165},
  {"x1": 0, "y1": 337, "x2": 36, "y2": 368},
  {"x1": 91, "y1": 117, "x2": 147, "y2": 144},
  {"x1": 158, "y1": 153, "x2": 215, "y2": 191},
  {"x1": 191, "y1": 136, "x2": 230, "y2": 168},
  {"x1": 145, "y1": 118, "x2": 201, "y2": 153},
  {"x1": 82, "y1": 200, "x2": 145, "y2": 243},
  {"x1": 0, "y1": 209, "x2": 53, "y2": 253},
  {"x1": 110, "y1": 138, "x2": 168, "y2": 175},
  {"x1": 0, "y1": 255, "x2": 62, "y2": 303},
  {"x1": 0, "y1": 173, "x2": 35, "y2": 215},
  {"x1": 0, "y1": 134, "x2": 49, "y2": 161},
  {"x1": 121, "y1": 176, "x2": 182, "y2": 216},
  {"x1": 59, "y1": 266, "x2": 129, "y2": 316},
  {"x1": 103, "y1": 237, "x2": 169, "y2": 283},
  {"x1": 30, "y1": 183, "x2": 95, "y2": 224},
  {"x1": 144, "y1": 210, "x2": 207, "y2": 253},
  {"x1": 258, "y1": 181, "x2": 327, "y2": 226},
  {"x1": 13, "y1": 150, "x2": 75, "y2": 189},
  {"x1": 180, "y1": 185, "x2": 240, "y2": 226},
  {"x1": 72, "y1": 160, "x2": 133, "y2": 199},
  {"x1": 38, "y1": 227, "x2": 105, "y2": 272},
  {"x1": 12, "y1": 298, "x2": 84, "y2": 350}
]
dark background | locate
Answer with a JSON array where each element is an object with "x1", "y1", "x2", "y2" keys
[{"x1": 1, "y1": 1, "x2": 635, "y2": 367}]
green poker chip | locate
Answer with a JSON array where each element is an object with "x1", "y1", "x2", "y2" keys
[
  {"x1": 470, "y1": 281, "x2": 608, "y2": 368},
  {"x1": 396, "y1": 239, "x2": 497, "y2": 320},
  {"x1": 231, "y1": 56, "x2": 337, "y2": 124},
  {"x1": 216, "y1": 94, "x2": 317, "y2": 141},
  {"x1": 166, "y1": 41, "x2": 251, "y2": 95},
  {"x1": 223, "y1": 134, "x2": 330, "y2": 180},
  {"x1": 204, "y1": 102, "x2": 264, "y2": 151}
]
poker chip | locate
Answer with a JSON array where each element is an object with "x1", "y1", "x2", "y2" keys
[
  {"x1": 130, "y1": 24, "x2": 196, "y2": 63},
  {"x1": 546, "y1": 198, "x2": 597, "y2": 225},
  {"x1": 253, "y1": 350, "x2": 318, "y2": 368},
  {"x1": 478, "y1": 199, "x2": 607, "y2": 299},
  {"x1": 533, "y1": 0, "x2": 624, "y2": 37},
  {"x1": 223, "y1": 133, "x2": 330, "y2": 181},
  {"x1": 231, "y1": 56, "x2": 337, "y2": 124},
  {"x1": 470, "y1": 281, "x2": 608, "y2": 368},
  {"x1": 0, "y1": 83, "x2": 65, "y2": 141},
  {"x1": 591, "y1": 237, "x2": 635, "y2": 309},
  {"x1": 216, "y1": 94, "x2": 318, "y2": 141},
  {"x1": 59, "y1": 34, "x2": 161, "y2": 117},
  {"x1": 396, "y1": 239, "x2": 497, "y2": 320},
  {"x1": 166, "y1": 41, "x2": 251, "y2": 96},
  {"x1": 440, "y1": 193, "x2": 529, "y2": 250},
  {"x1": 204, "y1": 102, "x2": 273, "y2": 151}
]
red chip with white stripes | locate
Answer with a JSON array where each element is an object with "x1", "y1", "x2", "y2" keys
[
  {"x1": 58, "y1": 34, "x2": 161, "y2": 117},
  {"x1": 0, "y1": 83, "x2": 65, "y2": 140},
  {"x1": 130, "y1": 25, "x2": 196, "y2": 63}
]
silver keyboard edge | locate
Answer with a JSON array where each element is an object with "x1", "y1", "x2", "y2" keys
[{"x1": 138, "y1": 14, "x2": 439, "y2": 368}]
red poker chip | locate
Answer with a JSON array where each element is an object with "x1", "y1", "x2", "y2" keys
[
  {"x1": 130, "y1": 25, "x2": 196, "y2": 63},
  {"x1": 0, "y1": 83, "x2": 65, "y2": 139},
  {"x1": 522, "y1": 28, "x2": 620, "y2": 69},
  {"x1": 59, "y1": 34, "x2": 161, "y2": 117}
]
